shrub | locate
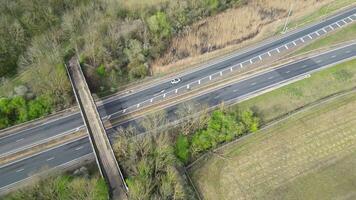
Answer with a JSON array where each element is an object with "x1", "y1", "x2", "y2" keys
[
  {"x1": 175, "y1": 134, "x2": 190, "y2": 164},
  {"x1": 0, "y1": 94, "x2": 54, "y2": 130},
  {"x1": 96, "y1": 64, "x2": 106, "y2": 77},
  {"x1": 189, "y1": 108, "x2": 260, "y2": 157}
]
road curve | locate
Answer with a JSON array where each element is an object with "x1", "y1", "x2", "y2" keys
[{"x1": 1, "y1": 43, "x2": 356, "y2": 191}]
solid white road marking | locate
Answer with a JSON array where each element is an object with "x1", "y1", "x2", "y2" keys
[
  {"x1": 75, "y1": 146, "x2": 83, "y2": 151},
  {"x1": 46, "y1": 157, "x2": 55, "y2": 161},
  {"x1": 268, "y1": 76, "x2": 274, "y2": 80},
  {"x1": 16, "y1": 168, "x2": 24, "y2": 173}
]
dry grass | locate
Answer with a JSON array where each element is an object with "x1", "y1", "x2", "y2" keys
[
  {"x1": 152, "y1": 0, "x2": 342, "y2": 74},
  {"x1": 188, "y1": 91, "x2": 356, "y2": 200}
]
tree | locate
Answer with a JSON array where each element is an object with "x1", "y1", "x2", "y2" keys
[
  {"x1": 175, "y1": 135, "x2": 190, "y2": 164},
  {"x1": 28, "y1": 95, "x2": 52, "y2": 120},
  {"x1": 238, "y1": 109, "x2": 260, "y2": 133},
  {"x1": 9, "y1": 96, "x2": 28, "y2": 123},
  {"x1": 147, "y1": 12, "x2": 172, "y2": 41}
]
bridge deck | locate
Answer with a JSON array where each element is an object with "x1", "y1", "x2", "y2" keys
[{"x1": 66, "y1": 58, "x2": 127, "y2": 200}]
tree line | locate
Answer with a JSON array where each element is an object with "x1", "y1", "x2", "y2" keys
[{"x1": 0, "y1": 95, "x2": 52, "y2": 129}]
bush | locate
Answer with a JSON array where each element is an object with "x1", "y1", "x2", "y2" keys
[
  {"x1": 96, "y1": 64, "x2": 106, "y2": 77},
  {"x1": 175, "y1": 134, "x2": 190, "y2": 164},
  {"x1": 28, "y1": 95, "x2": 52, "y2": 120},
  {"x1": 0, "y1": 94, "x2": 53, "y2": 130},
  {"x1": 189, "y1": 108, "x2": 260, "y2": 157},
  {"x1": 3, "y1": 174, "x2": 108, "y2": 200}
]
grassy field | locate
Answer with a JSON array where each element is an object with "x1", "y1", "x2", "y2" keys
[
  {"x1": 237, "y1": 59, "x2": 356, "y2": 123},
  {"x1": 294, "y1": 23, "x2": 356, "y2": 55},
  {"x1": 188, "y1": 89, "x2": 356, "y2": 200}
]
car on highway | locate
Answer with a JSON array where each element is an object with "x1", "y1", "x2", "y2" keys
[{"x1": 171, "y1": 78, "x2": 181, "y2": 84}]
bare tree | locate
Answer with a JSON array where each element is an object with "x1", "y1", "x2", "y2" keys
[{"x1": 175, "y1": 101, "x2": 209, "y2": 135}]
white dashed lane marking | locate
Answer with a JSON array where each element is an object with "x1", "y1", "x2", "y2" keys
[
  {"x1": 46, "y1": 157, "x2": 55, "y2": 161},
  {"x1": 16, "y1": 168, "x2": 24, "y2": 173},
  {"x1": 75, "y1": 146, "x2": 84, "y2": 151}
]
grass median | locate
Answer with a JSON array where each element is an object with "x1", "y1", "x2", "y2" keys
[
  {"x1": 236, "y1": 58, "x2": 356, "y2": 123},
  {"x1": 294, "y1": 23, "x2": 356, "y2": 55},
  {"x1": 188, "y1": 82, "x2": 356, "y2": 200}
]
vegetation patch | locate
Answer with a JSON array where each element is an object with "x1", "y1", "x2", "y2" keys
[
  {"x1": 0, "y1": 95, "x2": 52, "y2": 129},
  {"x1": 189, "y1": 89, "x2": 356, "y2": 200},
  {"x1": 294, "y1": 23, "x2": 356, "y2": 55},
  {"x1": 3, "y1": 170, "x2": 108, "y2": 200},
  {"x1": 237, "y1": 59, "x2": 356, "y2": 123}
]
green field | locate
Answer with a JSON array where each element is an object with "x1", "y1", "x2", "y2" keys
[
  {"x1": 189, "y1": 90, "x2": 356, "y2": 200},
  {"x1": 237, "y1": 59, "x2": 356, "y2": 123}
]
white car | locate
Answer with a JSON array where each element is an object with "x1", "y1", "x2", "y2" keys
[{"x1": 170, "y1": 78, "x2": 181, "y2": 84}]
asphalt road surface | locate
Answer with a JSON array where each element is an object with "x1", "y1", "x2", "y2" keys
[
  {"x1": 0, "y1": 7, "x2": 355, "y2": 158},
  {"x1": 1, "y1": 43, "x2": 356, "y2": 190}
]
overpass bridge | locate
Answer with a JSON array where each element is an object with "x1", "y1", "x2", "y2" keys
[{"x1": 66, "y1": 58, "x2": 127, "y2": 200}]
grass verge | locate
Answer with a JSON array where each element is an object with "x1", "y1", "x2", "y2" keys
[
  {"x1": 282, "y1": 0, "x2": 356, "y2": 32},
  {"x1": 237, "y1": 58, "x2": 356, "y2": 123},
  {"x1": 294, "y1": 23, "x2": 356, "y2": 55},
  {"x1": 188, "y1": 87, "x2": 356, "y2": 200},
  {"x1": 293, "y1": 24, "x2": 356, "y2": 55}
]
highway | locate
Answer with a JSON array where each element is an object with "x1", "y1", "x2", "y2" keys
[
  {"x1": 1, "y1": 43, "x2": 356, "y2": 190},
  {"x1": 0, "y1": 7, "x2": 355, "y2": 158}
]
